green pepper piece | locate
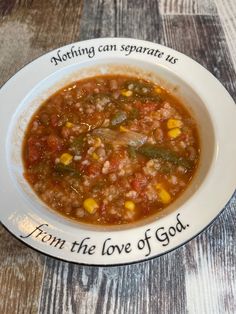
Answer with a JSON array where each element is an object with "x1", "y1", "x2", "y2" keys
[
  {"x1": 70, "y1": 135, "x2": 85, "y2": 155},
  {"x1": 138, "y1": 144, "x2": 193, "y2": 169},
  {"x1": 92, "y1": 180, "x2": 106, "y2": 192},
  {"x1": 127, "y1": 145, "x2": 137, "y2": 159},
  {"x1": 54, "y1": 163, "x2": 81, "y2": 177},
  {"x1": 110, "y1": 111, "x2": 127, "y2": 126},
  {"x1": 129, "y1": 108, "x2": 140, "y2": 120}
]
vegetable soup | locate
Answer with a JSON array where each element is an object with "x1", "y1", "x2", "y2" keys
[{"x1": 23, "y1": 75, "x2": 200, "y2": 225}]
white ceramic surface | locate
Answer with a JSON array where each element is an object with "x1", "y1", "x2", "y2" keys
[{"x1": 0, "y1": 38, "x2": 235, "y2": 265}]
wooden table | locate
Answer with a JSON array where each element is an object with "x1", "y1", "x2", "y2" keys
[{"x1": 0, "y1": 1, "x2": 235, "y2": 313}]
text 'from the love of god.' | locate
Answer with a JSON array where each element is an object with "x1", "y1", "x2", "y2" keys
[{"x1": 20, "y1": 213, "x2": 189, "y2": 258}]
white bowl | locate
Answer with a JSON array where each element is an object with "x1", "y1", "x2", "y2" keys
[{"x1": 0, "y1": 38, "x2": 235, "y2": 265}]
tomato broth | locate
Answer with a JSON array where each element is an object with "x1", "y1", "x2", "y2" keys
[{"x1": 23, "y1": 75, "x2": 200, "y2": 225}]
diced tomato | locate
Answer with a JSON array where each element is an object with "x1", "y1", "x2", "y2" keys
[
  {"x1": 99, "y1": 201, "x2": 107, "y2": 217},
  {"x1": 50, "y1": 114, "x2": 59, "y2": 127},
  {"x1": 109, "y1": 157, "x2": 120, "y2": 172},
  {"x1": 61, "y1": 126, "x2": 70, "y2": 139},
  {"x1": 47, "y1": 134, "x2": 63, "y2": 152},
  {"x1": 135, "y1": 101, "x2": 158, "y2": 115},
  {"x1": 87, "y1": 163, "x2": 101, "y2": 176},
  {"x1": 88, "y1": 112, "x2": 105, "y2": 127},
  {"x1": 108, "y1": 150, "x2": 125, "y2": 172},
  {"x1": 27, "y1": 137, "x2": 41, "y2": 164},
  {"x1": 24, "y1": 172, "x2": 37, "y2": 185},
  {"x1": 178, "y1": 132, "x2": 188, "y2": 141},
  {"x1": 131, "y1": 173, "x2": 148, "y2": 192}
]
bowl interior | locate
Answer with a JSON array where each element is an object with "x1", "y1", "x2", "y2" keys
[{"x1": 6, "y1": 58, "x2": 216, "y2": 231}]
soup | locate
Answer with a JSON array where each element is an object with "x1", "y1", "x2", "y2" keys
[{"x1": 23, "y1": 75, "x2": 200, "y2": 225}]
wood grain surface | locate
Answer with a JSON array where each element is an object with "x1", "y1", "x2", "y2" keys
[{"x1": 0, "y1": 1, "x2": 235, "y2": 313}]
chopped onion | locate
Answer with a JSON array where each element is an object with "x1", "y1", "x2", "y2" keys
[{"x1": 92, "y1": 128, "x2": 147, "y2": 148}]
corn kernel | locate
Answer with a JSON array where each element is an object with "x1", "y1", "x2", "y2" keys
[
  {"x1": 155, "y1": 184, "x2": 171, "y2": 204},
  {"x1": 83, "y1": 198, "x2": 99, "y2": 214},
  {"x1": 119, "y1": 125, "x2": 128, "y2": 132},
  {"x1": 60, "y1": 153, "x2": 73, "y2": 165},
  {"x1": 121, "y1": 90, "x2": 133, "y2": 97},
  {"x1": 155, "y1": 87, "x2": 162, "y2": 94},
  {"x1": 65, "y1": 121, "x2": 74, "y2": 128},
  {"x1": 124, "y1": 201, "x2": 135, "y2": 210},
  {"x1": 94, "y1": 137, "x2": 102, "y2": 148},
  {"x1": 167, "y1": 128, "x2": 181, "y2": 138},
  {"x1": 92, "y1": 152, "x2": 99, "y2": 160},
  {"x1": 167, "y1": 118, "x2": 182, "y2": 129}
]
